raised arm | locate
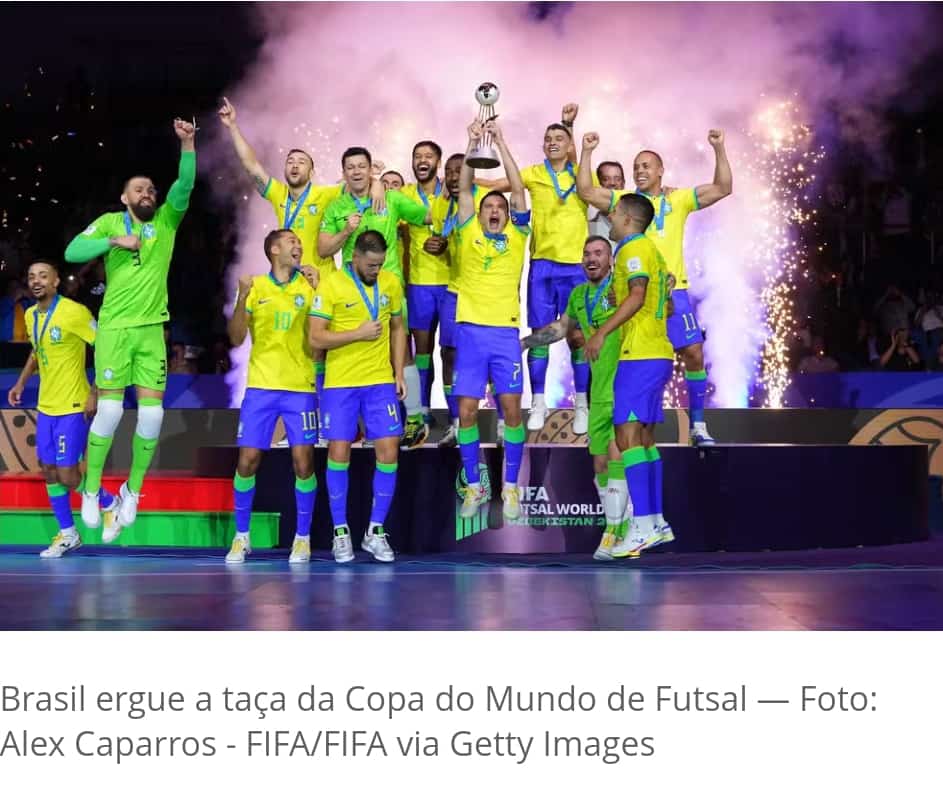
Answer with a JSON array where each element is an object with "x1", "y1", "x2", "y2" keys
[
  {"x1": 218, "y1": 97, "x2": 271, "y2": 195},
  {"x1": 458, "y1": 120, "x2": 482, "y2": 224},
  {"x1": 488, "y1": 121, "x2": 525, "y2": 213},
  {"x1": 694, "y1": 129, "x2": 732, "y2": 208},
  {"x1": 562, "y1": 102, "x2": 579, "y2": 164},
  {"x1": 576, "y1": 133, "x2": 614, "y2": 212},
  {"x1": 166, "y1": 118, "x2": 197, "y2": 217},
  {"x1": 227, "y1": 275, "x2": 253, "y2": 347}
]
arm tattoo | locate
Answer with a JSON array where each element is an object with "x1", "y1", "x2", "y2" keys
[
  {"x1": 523, "y1": 322, "x2": 566, "y2": 348},
  {"x1": 253, "y1": 175, "x2": 268, "y2": 196}
]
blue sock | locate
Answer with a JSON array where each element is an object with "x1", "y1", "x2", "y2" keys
[
  {"x1": 623, "y1": 447, "x2": 652, "y2": 517},
  {"x1": 371, "y1": 462, "x2": 398, "y2": 528},
  {"x1": 528, "y1": 346, "x2": 549, "y2": 396},
  {"x1": 233, "y1": 473, "x2": 256, "y2": 535},
  {"x1": 46, "y1": 483, "x2": 74, "y2": 531},
  {"x1": 572, "y1": 348, "x2": 590, "y2": 394},
  {"x1": 686, "y1": 370, "x2": 708, "y2": 424},
  {"x1": 647, "y1": 446, "x2": 663, "y2": 518},
  {"x1": 503, "y1": 423, "x2": 526, "y2": 484},
  {"x1": 294, "y1": 474, "x2": 316, "y2": 537},
  {"x1": 327, "y1": 459, "x2": 349, "y2": 531},
  {"x1": 416, "y1": 354, "x2": 432, "y2": 410},
  {"x1": 458, "y1": 424, "x2": 481, "y2": 484},
  {"x1": 444, "y1": 385, "x2": 458, "y2": 420}
]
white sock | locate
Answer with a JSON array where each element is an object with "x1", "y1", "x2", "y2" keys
[
  {"x1": 403, "y1": 364, "x2": 422, "y2": 417},
  {"x1": 295, "y1": 534, "x2": 310, "y2": 542},
  {"x1": 692, "y1": 421, "x2": 708, "y2": 432},
  {"x1": 235, "y1": 532, "x2": 249, "y2": 542},
  {"x1": 594, "y1": 478, "x2": 607, "y2": 508},
  {"x1": 61, "y1": 526, "x2": 77, "y2": 538},
  {"x1": 574, "y1": 392, "x2": 588, "y2": 409},
  {"x1": 531, "y1": 393, "x2": 546, "y2": 410},
  {"x1": 605, "y1": 479, "x2": 628, "y2": 528}
]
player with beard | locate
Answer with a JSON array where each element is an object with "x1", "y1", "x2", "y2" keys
[
  {"x1": 522, "y1": 237, "x2": 630, "y2": 560},
  {"x1": 319, "y1": 147, "x2": 433, "y2": 449},
  {"x1": 8, "y1": 261, "x2": 117, "y2": 557},
  {"x1": 478, "y1": 104, "x2": 594, "y2": 435},
  {"x1": 218, "y1": 97, "x2": 385, "y2": 431},
  {"x1": 579, "y1": 130, "x2": 733, "y2": 446},
  {"x1": 64, "y1": 118, "x2": 195, "y2": 543}
]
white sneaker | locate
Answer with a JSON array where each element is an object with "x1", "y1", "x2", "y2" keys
[
  {"x1": 288, "y1": 536, "x2": 311, "y2": 564},
  {"x1": 332, "y1": 529, "x2": 355, "y2": 563},
  {"x1": 593, "y1": 530, "x2": 617, "y2": 561},
  {"x1": 116, "y1": 481, "x2": 140, "y2": 527},
  {"x1": 81, "y1": 491, "x2": 100, "y2": 527},
  {"x1": 654, "y1": 516, "x2": 675, "y2": 545},
  {"x1": 362, "y1": 530, "x2": 395, "y2": 562},
  {"x1": 439, "y1": 424, "x2": 458, "y2": 447},
  {"x1": 273, "y1": 437, "x2": 289, "y2": 448},
  {"x1": 501, "y1": 483, "x2": 520, "y2": 520},
  {"x1": 496, "y1": 418, "x2": 506, "y2": 445},
  {"x1": 573, "y1": 405, "x2": 589, "y2": 435},
  {"x1": 527, "y1": 396, "x2": 548, "y2": 431},
  {"x1": 460, "y1": 483, "x2": 488, "y2": 518},
  {"x1": 689, "y1": 422, "x2": 716, "y2": 447},
  {"x1": 40, "y1": 530, "x2": 81, "y2": 559},
  {"x1": 226, "y1": 534, "x2": 251, "y2": 564}
]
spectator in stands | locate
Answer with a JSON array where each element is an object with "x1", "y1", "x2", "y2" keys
[
  {"x1": 874, "y1": 283, "x2": 915, "y2": 337},
  {"x1": 798, "y1": 335, "x2": 840, "y2": 374},
  {"x1": 0, "y1": 279, "x2": 33, "y2": 341},
  {"x1": 878, "y1": 328, "x2": 923, "y2": 371},
  {"x1": 915, "y1": 290, "x2": 943, "y2": 367}
]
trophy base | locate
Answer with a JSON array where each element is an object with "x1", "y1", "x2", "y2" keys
[{"x1": 466, "y1": 155, "x2": 501, "y2": 169}]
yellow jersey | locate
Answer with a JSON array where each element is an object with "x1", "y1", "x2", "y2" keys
[
  {"x1": 244, "y1": 270, "x2": 315, "y2": 392},
  {"x1": 263, "y1": 178, "x2": 344, "y2": 271},
  {"x1": 610, "y1": 187, "x2": 700, "y2": 289},
  {"x1": 310, "y1": 266, "x2": 403, "y2": 389},
  {"x1": 431, "y1": 186, "x2": 487, "y2": 294},
  {"x1": 521, "y1": 162, "x2": 593, "y2": 264},
  {"x1": 612, "y1": 233, "x2": 673, "y2": 362},
  {"x1": 455, "y1": 215, "x2": 530, "y2": 328},
  {"x1": 24, "y1": 296, "x2": 96, "y2": 416},
  {"x1": 401, "y1": 181, "x2": 450, "y2": 286}
]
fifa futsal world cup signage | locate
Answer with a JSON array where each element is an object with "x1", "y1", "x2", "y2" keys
[{"x1": 448, "y1": 448, "x2": 604, "y2": 553}]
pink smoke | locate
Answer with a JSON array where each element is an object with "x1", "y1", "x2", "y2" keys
[{"x1": 210, "y1": 2, "x2": 938, "y2": 407}]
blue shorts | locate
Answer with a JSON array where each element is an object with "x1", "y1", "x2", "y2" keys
[
  {"x1": 453, "y1": 324, "x2": 523, "y2": 399},
  {"x1": 613, "y1": 359, "x2": 673, "y2": 425},
  {"x1": 667, "y1": 289, "x2": 703, "y2": 350},
  {"x1": 527, "y1": 258, "x2": 587, "y2": 328},
  {"x1": 237, "y1": 388, "x2": 318, "y2": 448},
  {"x1": 321, "y1": 383, "x2": 403, "y2": 441},
  {"x1": 439, "y1": 290, "x2": 458, "y2": 348},
  {"x1": 407, "y1": 284, "x2": 449, "y2": 333},
  {"x1": 36, "y1": 411, "x2": 88, "y2": 466}
]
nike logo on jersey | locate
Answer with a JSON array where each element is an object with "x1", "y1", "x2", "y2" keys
[
  {"x1": 345, "y1": 302, "x2": 357, "y2": 308},
  {"x1": 257, "y1": 299, "x2": 270, "y2": 305}
]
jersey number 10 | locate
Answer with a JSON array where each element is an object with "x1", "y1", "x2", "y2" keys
[{"x1": 273, "y1": 311, "x2": 292, "y2": 331}]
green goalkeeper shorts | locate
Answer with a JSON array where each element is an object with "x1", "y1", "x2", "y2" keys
[
  {"x1": 588, "y1": 398, "x2": 616, "y2": 456},
  {"x1": 95, "y1": 323, "x2": 168, "y2": 392}
]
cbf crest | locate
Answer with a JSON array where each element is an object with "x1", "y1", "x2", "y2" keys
[
  {"x1": 142, "y1": 224, "x2": 156, "y2": 240},
  {"x1": 379, "y1": 293, "x2": 390, "y2": 308},
  {"x1": 294, "y1": 294, "x2": 305, "y2": 309},
  {"x1": 49, "y1": 326, "x2": 62, "y2": 343}
]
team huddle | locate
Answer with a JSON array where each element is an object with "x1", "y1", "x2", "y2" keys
[{"x1": 7, "y1": 97, "x2": 732, "y2": 564}]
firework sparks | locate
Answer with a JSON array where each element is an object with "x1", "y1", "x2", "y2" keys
[{"x1": 747, "y1": 99, "x2": 825, "y2": 408}]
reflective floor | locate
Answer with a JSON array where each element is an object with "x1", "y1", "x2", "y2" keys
[{"x1": 1, "y1": 540, "x2": 941, "y2": 630}]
